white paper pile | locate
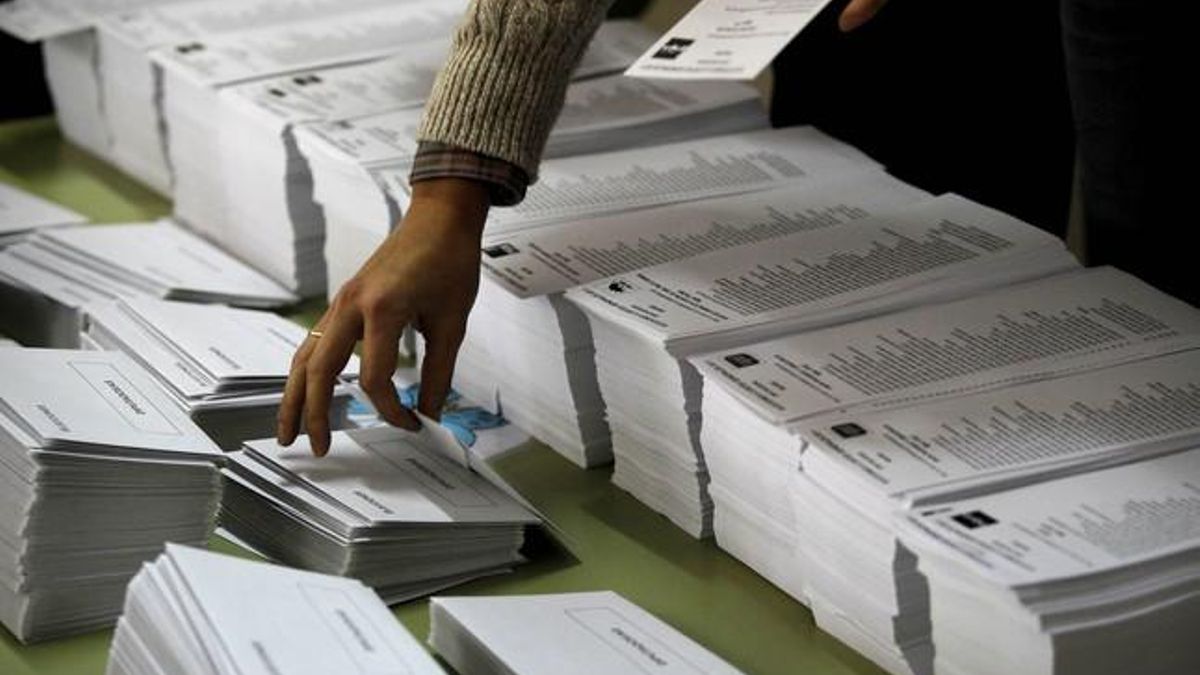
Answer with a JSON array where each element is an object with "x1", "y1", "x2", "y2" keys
[
  {"x1": 0, "y1": 1, "x2": 200, "y2": 161},
  {"x1": 429, "y1": 592, "x2": 745, "y2": 675},
  {"x1": 566, "y1": 194, "x2": 1080, "y2": 537},
  {"x1": 108, "y1": 544, "x2": 443, "y2": 675},
  {"x1": 219, "y1": 424, "x2": 540, "y2": 602},
  {"x1": 0, "y1": 182, "x2": 86, "y2": 247},
  {"x1": 210, "y1": 44, "x2": 452, "y2": 296},
  {"x1": 82, "y1": 298, "x2": 360, "y2": 450},
  {"x1": 93, "y1": 0, "x2": 397, "y2": 194},
  {"x1": 902, "y1": 447, "x2": 1200, "y2": 675},
  {"x1": 30, "y1": 221, "x2": 296, "y2": 306},
  {"x1": 298, "y1": 20, "x2": 665, "y2": 298},
  {"x1": 788, "y1": 348, "x2": 1200, "y2": 675},
  {"x1": 151, "y1": 0, "x2": 467, "y2": 296},
  {"x1": 0, "y1": 241, "x2": 135, "y2": 348},
  {"x1": 445, "y1": 136, "x2": 894, "y2": 471},
  {"x1": 0, "y1": 221, "x2": 294, "y2": 347},
  {"x1": 0, "y1": 349, "x2": 223, "y2": 643},
  {"x1": 693, "y1": 267, "x2": 1200, "y2": 605}
]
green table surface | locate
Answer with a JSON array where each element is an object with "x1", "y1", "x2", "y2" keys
[{"x1": 0, "y1": 117, "x2": 885, "y2": 675}]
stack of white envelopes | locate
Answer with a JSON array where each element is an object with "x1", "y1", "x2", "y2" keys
[
  {"x1": 902, "y1": 447, "x2": 1200, "y2": 675},
  {"x1": 566, "y1": 192, "x2": 1079, "y2": 538},
  {"x1": 0, "y1": 220, "x2": 295, "y2": 346},
  {"x1": 0, "y1": 348, "x2": 223, "y2": 643},
  {"x1": 429, "y1": 592, "x2": 745, "y2": 675},
  {"x1": 108, "y1": 544, "x2": 443, "y2": 675},
  {"x1": 28, "y1": 221, "x2": 296, "y2": 306},
  {"x1": 152, "y1": 0, "x2": 468, "y2": 296},
  {"x1": 693, "y1": 267, "x2": 1200, "y2": 606},
  {"x1": 219, "y1": 424, "x2": 540, "y2": 603},
  {"x1": 82, "y1": 298, "x2": 359, "y2": 450},
  {"x1": 0, "y1": 182, "x2": 86, "y2": 247},
  {"x1": 788, "y1": 348, "x2": 1200, "y2": 675},
  {"x1": 448, "y1": 130, "x2": 890, "y2": 470}
]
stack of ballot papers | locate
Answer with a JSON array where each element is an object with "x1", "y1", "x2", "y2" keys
[
  {"x1": 786, "y1": 348, "x2": 1200, "y2": 675},
  {"x1": 219, "y1": 424, "x2": 540, "y2": 603},
  {"x1": 93, "y1": 0, "x2": 405, "y2": 194},
  {"x1": 82, "y1": 298, "x2": 360, "y2": 450},
  {"x1": 108, "y1": 544, "x2": 443, "y2": 675},
  {"x1": 0, "y1": 0, "x2": 203, "y2": 162},
  {"x1": 692, "y1": 267, "x2": 1200, "y2": 604},
  {"x1": 446, "y1": 132, "x2": 893, "y2": 470},
  {"x1": 565, "y1": 193, "x2": 1080, "y2": 537},
  {"x1": 901, "y1": 447, "x2": 1200, "y2": 675},
  {"x1": 0, "y1": 182, "x2": 86, "y2": 247},
  {"x1": 152, "y1": 0, "x2": 468, "y2": 297},
  {"x1": 297, "y1": 20, "x2": 672, "y2": 297},
  {"x1": 0, "y1": 349, "x2": 223, "y2": 643},
  {"x1": 429, "y1": 592, "x2": 744, "y2": 675},
  {"x1": 0, "y1": 220, "x2": 295, "y2": 346}
]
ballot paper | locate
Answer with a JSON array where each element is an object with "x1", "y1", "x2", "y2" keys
[
  {"x1": 696, "y1": 266, "x2": 1200, "y2": 426},
  {"x1": 4, "y1": 0, "x2": 165, "y2": 154},
  {"x1": 94, "y1": 0, "x2": 398, "y2": 193},
  {"x1": 565, "y1": 193, "x2": 1078, "y2": 537},
  {"x1": 693, "y1": 267, "x2": 1200, "y2": 618},
  {"x1": 0, "y1": 182, "x2": 86, "y2": 246},
  {"x1": 0, "y1": 349, "x2": 222, "y2": 642},
  {"x1": 219, "y1": 424, "x2": 540, "y2": 602},
  {"x1": 302, "y1": 23, "x2": 734, "y2": 295},
  {"x1": 787, "y1": 348, "x2": 1200, "y2": 675},
  {"x1": 626, "y1": 0, "x2": 835, "y2": 81},
  {"x1": 31, "y1": 220, "x2": 297, "y2": 307},
  {"x1": 108, "y1": 544, "x2": 443, "y2": 675},
  {"x1": 82, "y1": 298, "x2": 359, "y2": 449},
  {"x1": 154, "y1": 1, "x2": 467, "y2": 296},
  {"x1": 902, "y1": 448, "x2": 1200, "y2": 675},
  {"x1": 429, "y1": 592, "x2": 745, "y2": 675},
  {"x1": 19, "y1": 0, "x2": 205, "y2": 163},
  {"x1": 489, "y1": 125, "x2": 878, "y2": 233},
  {"x1": 0, "y1": 0, "x2": 79, "y2": 42},
  {"x1": 459, "y1": 171, "x2": 927, "y2": 469},
  {"x1": 198, "y1": 46, "x2": 452, "y2": 301},
  {"x1": 0, "y1": 0, "x2": 186, "y2": 41},
  {"x1": 481, "y1": 170, "x2": 923, "y2": 298}
]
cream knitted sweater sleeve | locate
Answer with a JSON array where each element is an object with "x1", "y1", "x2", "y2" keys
[{"x1": 417, "y1": 0, "x2": 615, "y2": 181}]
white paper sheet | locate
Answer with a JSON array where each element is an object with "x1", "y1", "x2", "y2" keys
[
  {"x1": 625, "y1": 0, "x2": 834, "y2": 81},
  {"x1": 903, "y1": 447, "x2": 1200, "y2": 587},
  {"x1": 482, "y1": 171, "x2": 926, "y2": 297},
  {"x1": 695, "y1": 267, "x2": 1200, "y2": 424},
  {"x1": 431, "y1": 592, "x2": 745, "y2": 675}
]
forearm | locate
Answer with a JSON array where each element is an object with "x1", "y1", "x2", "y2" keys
[{"x1": 418, "y1": 0, "x2": 614, "y2": 180}]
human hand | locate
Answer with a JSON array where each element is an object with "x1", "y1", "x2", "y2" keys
[
  {"x1": 839, "y1": 0, "x2": 889, "y2": 31},
  {"x1": 276, "y1": 177, "x2": 490, "y2": 456}
]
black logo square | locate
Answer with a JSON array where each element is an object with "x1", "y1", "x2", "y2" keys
[
  {"x1": 724, "y1": 353, "x2": 760, "y2": 368},
  {"x1": 951, "y1": 510, "x2": 998, "y2": 530},
  {"x1": 482, "y1": 243, "x2": 518, "y2": 259},
  {"x1": 831, "y1": 422, "x2": 867, "y2": 439},
  {"x1": 653, "y1": 37, "x2": 694, "y2": 60}
]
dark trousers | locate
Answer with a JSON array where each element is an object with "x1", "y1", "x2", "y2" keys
[
  {"x1": 772, "y1": 1, "x2": 1193, "y2": 305},
  {"x1": 1062, "y1": 0, "x2": 1192, "y2": 304}
]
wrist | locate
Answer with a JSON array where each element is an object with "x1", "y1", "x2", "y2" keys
[{"x1": 406, "y1": 178, "x2": 490, "y2": 238}]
